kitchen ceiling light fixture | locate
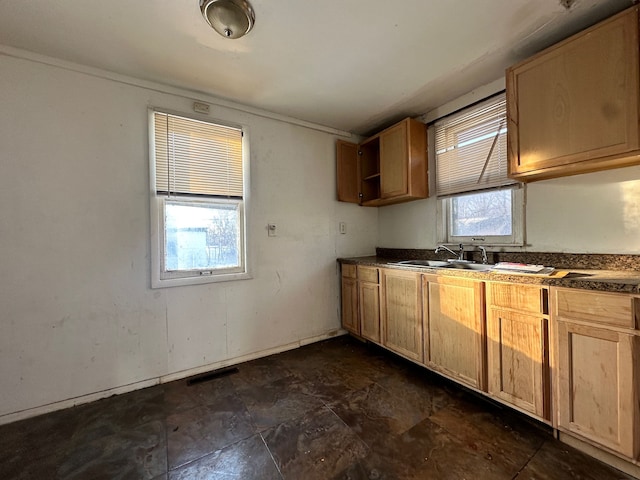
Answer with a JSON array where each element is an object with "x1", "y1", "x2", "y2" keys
[{"x1": 200, "y1": 0, "x2": 255, "y2": 39}]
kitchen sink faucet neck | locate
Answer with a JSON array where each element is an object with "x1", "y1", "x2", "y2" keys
[{"x1": 435, "y1": 243, "x2": 465, "y2": 261}]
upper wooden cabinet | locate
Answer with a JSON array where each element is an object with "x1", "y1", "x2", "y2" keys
[
  {"x1": 506, "y1": 6, "x2": 640, "y2": 181},
  {"x1": 336, "y1": 118, "x2": 428, "y2": 206}
]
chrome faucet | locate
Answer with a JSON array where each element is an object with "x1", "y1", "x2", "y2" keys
[
  {"x1": 478, "y1": 245, "x2": 488, "y2": 264},
  {"x1": 435, "y1": 244, "x2": 465, "y2": 261}
]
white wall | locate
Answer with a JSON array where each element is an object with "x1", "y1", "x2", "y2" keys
[
  {"x1": 0, "y1": 52, "x2": 378, "y2": 419},
  {"x1": 379, "y1": 159, "x2": 640, "y2": 254}
]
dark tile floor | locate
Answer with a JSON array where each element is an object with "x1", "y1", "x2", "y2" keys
[{"x1": 0, "y1": 335, "x2": 634, "y2": 479}]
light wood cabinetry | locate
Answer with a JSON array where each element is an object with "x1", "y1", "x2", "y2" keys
[
  {"x1": 486, "y1": 283, "x2": 550, "y2": 419},
  {"x1": 425, "y1": 275, "x2": 486, "y2": 390},
  {"x1": 358, "y1": 266, "x2": 380, "y2": 343},
  {"x1": 552, "y1": 287, "x2": 640, "y2": 459},
  {"x1": 380, "y1": 268, "x2": 423, "y2": 362},
  {"x1": 507, "y1": 6, "x2": 640, "y2": 181},
  {"x1": 340, "y1": 264, "x2": 359, "y2": 335},
  {"x1": 340, "y1": 265, "x2": 381, "y2": 340},
  {"x1": 336, "y1": 118, "x2": 428, "y2": 206}
]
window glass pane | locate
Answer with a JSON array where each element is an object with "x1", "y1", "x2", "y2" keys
[
  {"x1": 451, "y1": 190, "x2": 512, "y2": 236},
  {"x1": 164, "y1": 200, "x2": 241, "y2": 271}
]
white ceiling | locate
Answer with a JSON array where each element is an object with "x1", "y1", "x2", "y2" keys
[{"x1": 0, "y1": 0, "x2": 634, "y2": 135}]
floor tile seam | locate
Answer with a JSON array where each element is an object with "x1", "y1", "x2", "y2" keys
[
  {"x1": 324, "y1": 403, "x2": 375, "y2": 455},
  {"x1": 162, "y1": 407, "x2": 170, "y2": 477},
  {"x1": 510, "y1": 439, "x2": 546, "y2": 479},
  {"x1": 167, "y1": 429, "x2": 260, "y2": 473},
  {"x1": 258, "y1": 430, "x2": 285, "y2": 480}
]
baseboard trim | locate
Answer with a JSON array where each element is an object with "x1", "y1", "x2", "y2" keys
[
  {"x1": 0, "y1": 329, "x2": 346, "y2": 426},
  {"x1": 559, "y1": 432, "x2": 640, "y2": 479}
]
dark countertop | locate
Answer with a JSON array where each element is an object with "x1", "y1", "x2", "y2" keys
[{"x1": 339, "y1": 256, "x2": 640, "y2": 294}]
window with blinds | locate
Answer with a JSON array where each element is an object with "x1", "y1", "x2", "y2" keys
[
  {"x1": 150, "y1": 110, "x2": 248, "y2": 287},
  {"x1": 435, "y1": 93, "x2": 515, "y2": 197},
  {"x1": 153, "y1": 112, "x2": 243, "y2": 198},
  {"x1": 434, "y1": 93, "x2": 524, "y2": 246}
]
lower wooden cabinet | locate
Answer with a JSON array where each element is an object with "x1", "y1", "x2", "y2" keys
[
  {"x1": 425, "y1": 275, "x2": 485, "y2": 390},
  {"x1": 358, "y1": 267, "x2": 380, "y2": 343},
  {"x1": 553, "y1": 287, "x2": 640, "y2": 459},
  {"x1": 486, "y1": 283, "x2": 550, "y2": 419},
  {"x1": 380, "y1": 268, "x2": 423, "y2": 362},
  {"x1": 341, "y1": 263, "x2": 640, "y2": 470},
  {"x1": 340, "y1": 265, "x2": 359, "y2": 335}
]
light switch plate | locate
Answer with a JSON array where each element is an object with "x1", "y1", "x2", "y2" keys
[
  {"x1": 268, "y1": 223, "x2": 277, "y2": 237},
  {"x1": 339, "y1": 222, "x2": 347, "y2": 234}
]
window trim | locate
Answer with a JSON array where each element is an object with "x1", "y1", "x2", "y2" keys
[
  {"x1": 149, "y1": 108, "x2": 251, "y2": 288},
  {"x1": 436, "y1": 185, "x2": 526, "y2": 247}
]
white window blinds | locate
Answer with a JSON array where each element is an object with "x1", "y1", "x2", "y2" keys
[
  {"x1": 435, "y1": 93, "x2": 515, "y2": 197},
  {"x1": 154, "y1": 112, "x2": 243, "y2": 198}
]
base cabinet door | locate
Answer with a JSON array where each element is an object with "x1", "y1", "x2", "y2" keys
[
  {"x1": 555, "y1": 321, "x2": 639, "y2": 458},
  {"x1": 381, "y1": 269, "x2": 423, "y2": 362},
  {"x1": 426, "y1": 276, "x2": 485, "y2": 390},
  {"x1": 487, "y1": 309, "x2": 548, "y2": 418},
  {"x1": 341, "y1": 266, "x2": 359, "y2": 335},
  {"x1": 360, "y1": 282, "x2": 380, "y2": 343}
]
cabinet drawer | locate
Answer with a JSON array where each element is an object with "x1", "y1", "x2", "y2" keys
[
  {"x1": 553, "y1": 288, "x2": 638, "y2": 329},
  {"x1": 487, "y1": 282, "x2": 547, "y2": 314},
  {"x1": 358, "y1": 266, "x2": 379, "y2": 283},
  {"x1": 342, "y1": 264, "x2": 357, "y2": 279}
]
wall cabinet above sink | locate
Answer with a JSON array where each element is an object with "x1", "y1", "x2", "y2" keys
[
  {"x1": 336, "y1": 117, "x2": 428, "y2": 206},
  {"x1": 506, "y1": 5, "x2": 640, "y2": 182}
]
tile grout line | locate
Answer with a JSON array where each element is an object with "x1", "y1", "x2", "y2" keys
[
  {"x1": 510, "y1": 439, "x2": 546, "y2": 479},
  {"x1": 259, "y1": 431, "x2": 285, "y2": 480}
]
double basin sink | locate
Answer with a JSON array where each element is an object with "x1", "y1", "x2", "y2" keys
[{"x1": 391, "y1": 259, "x2": 494, "y2": 271}]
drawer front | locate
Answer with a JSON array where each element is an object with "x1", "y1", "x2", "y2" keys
[
  {"x1": 488, "y1": 282, "x2": 546, "y2": 314},
  {"x1": 553, "y1": 288, "x2": 637, "y2": 329},
  {"x1": 342, "y1": 264, "x2": 357, "y2": 279},
  {"x1": 358, "y1": 266, "x2": 379, "y2": 284}
]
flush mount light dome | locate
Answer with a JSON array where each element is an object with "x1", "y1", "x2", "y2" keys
[{"x1": 200, "y1": 0, "x2": 255, "y2": 39}]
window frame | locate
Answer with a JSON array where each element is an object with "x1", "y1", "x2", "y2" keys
[
  {"x1": 149, "y1": 108, "x2": 251, "y2": 288},
  {"x1": 436, "y1": 185, "x2": 525, "y2": 247},
  {"x1": 431, "y1": 93, "x2": 525, "y2": 247}
]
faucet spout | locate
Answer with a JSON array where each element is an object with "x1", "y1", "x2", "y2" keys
[
  {"x1": 435, "y1": 244, "x2": 464, "y2": 261},
  {"x1": 478, "y1": 246, "x2": 488, "y2": 264}
]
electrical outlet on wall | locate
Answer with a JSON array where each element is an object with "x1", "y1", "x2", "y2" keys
[{"x1": 339, "y1": 222, "x2": 347, "y2": 234}]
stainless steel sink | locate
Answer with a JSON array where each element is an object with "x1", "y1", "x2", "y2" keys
[
  {"x1": 391, "y1": 260, "x2": 494, "y2": 271},
  {"x1": 392, "y1": 260, "x2": 451, "y2": 268}
]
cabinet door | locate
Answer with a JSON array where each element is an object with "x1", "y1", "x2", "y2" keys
[
  {"x1": 380, "y1": 122, "x2": 408, "y2": 198},
  {"x1": 381, "y1": 269, "x2": 423, "y2": 362},
  {"x1": 556, "y1": 321, "x2": 638, "y2": 458},
  {"x1": 359, "y1": 282, "x2": 380, "y2": 343},
  {"x1": 427, "y1": 276, "x2": 485, "y2": 390},
  {"x1": 341, "y1": 276, "x2": 359, "y2": 334},
  {"x1": 507, "y1": 6, "x2": 639, "y2": 178},
  {"x1": 336, "y1": 140, "x2": 360, "y2": 203},
  {"x1": 487, "y1": 310, "x2": 547, "y2": 418}
]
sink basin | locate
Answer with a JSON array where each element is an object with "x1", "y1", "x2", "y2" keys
[
  {"x1": 391, "y1": 260, "x2": 494, "y2": 271},
  {"x1": 449, "y1": 262, "x2": 494, "y2": 271},
  {"x1": 392, "y1": 260, "x2": 452, "y2": 268}
]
